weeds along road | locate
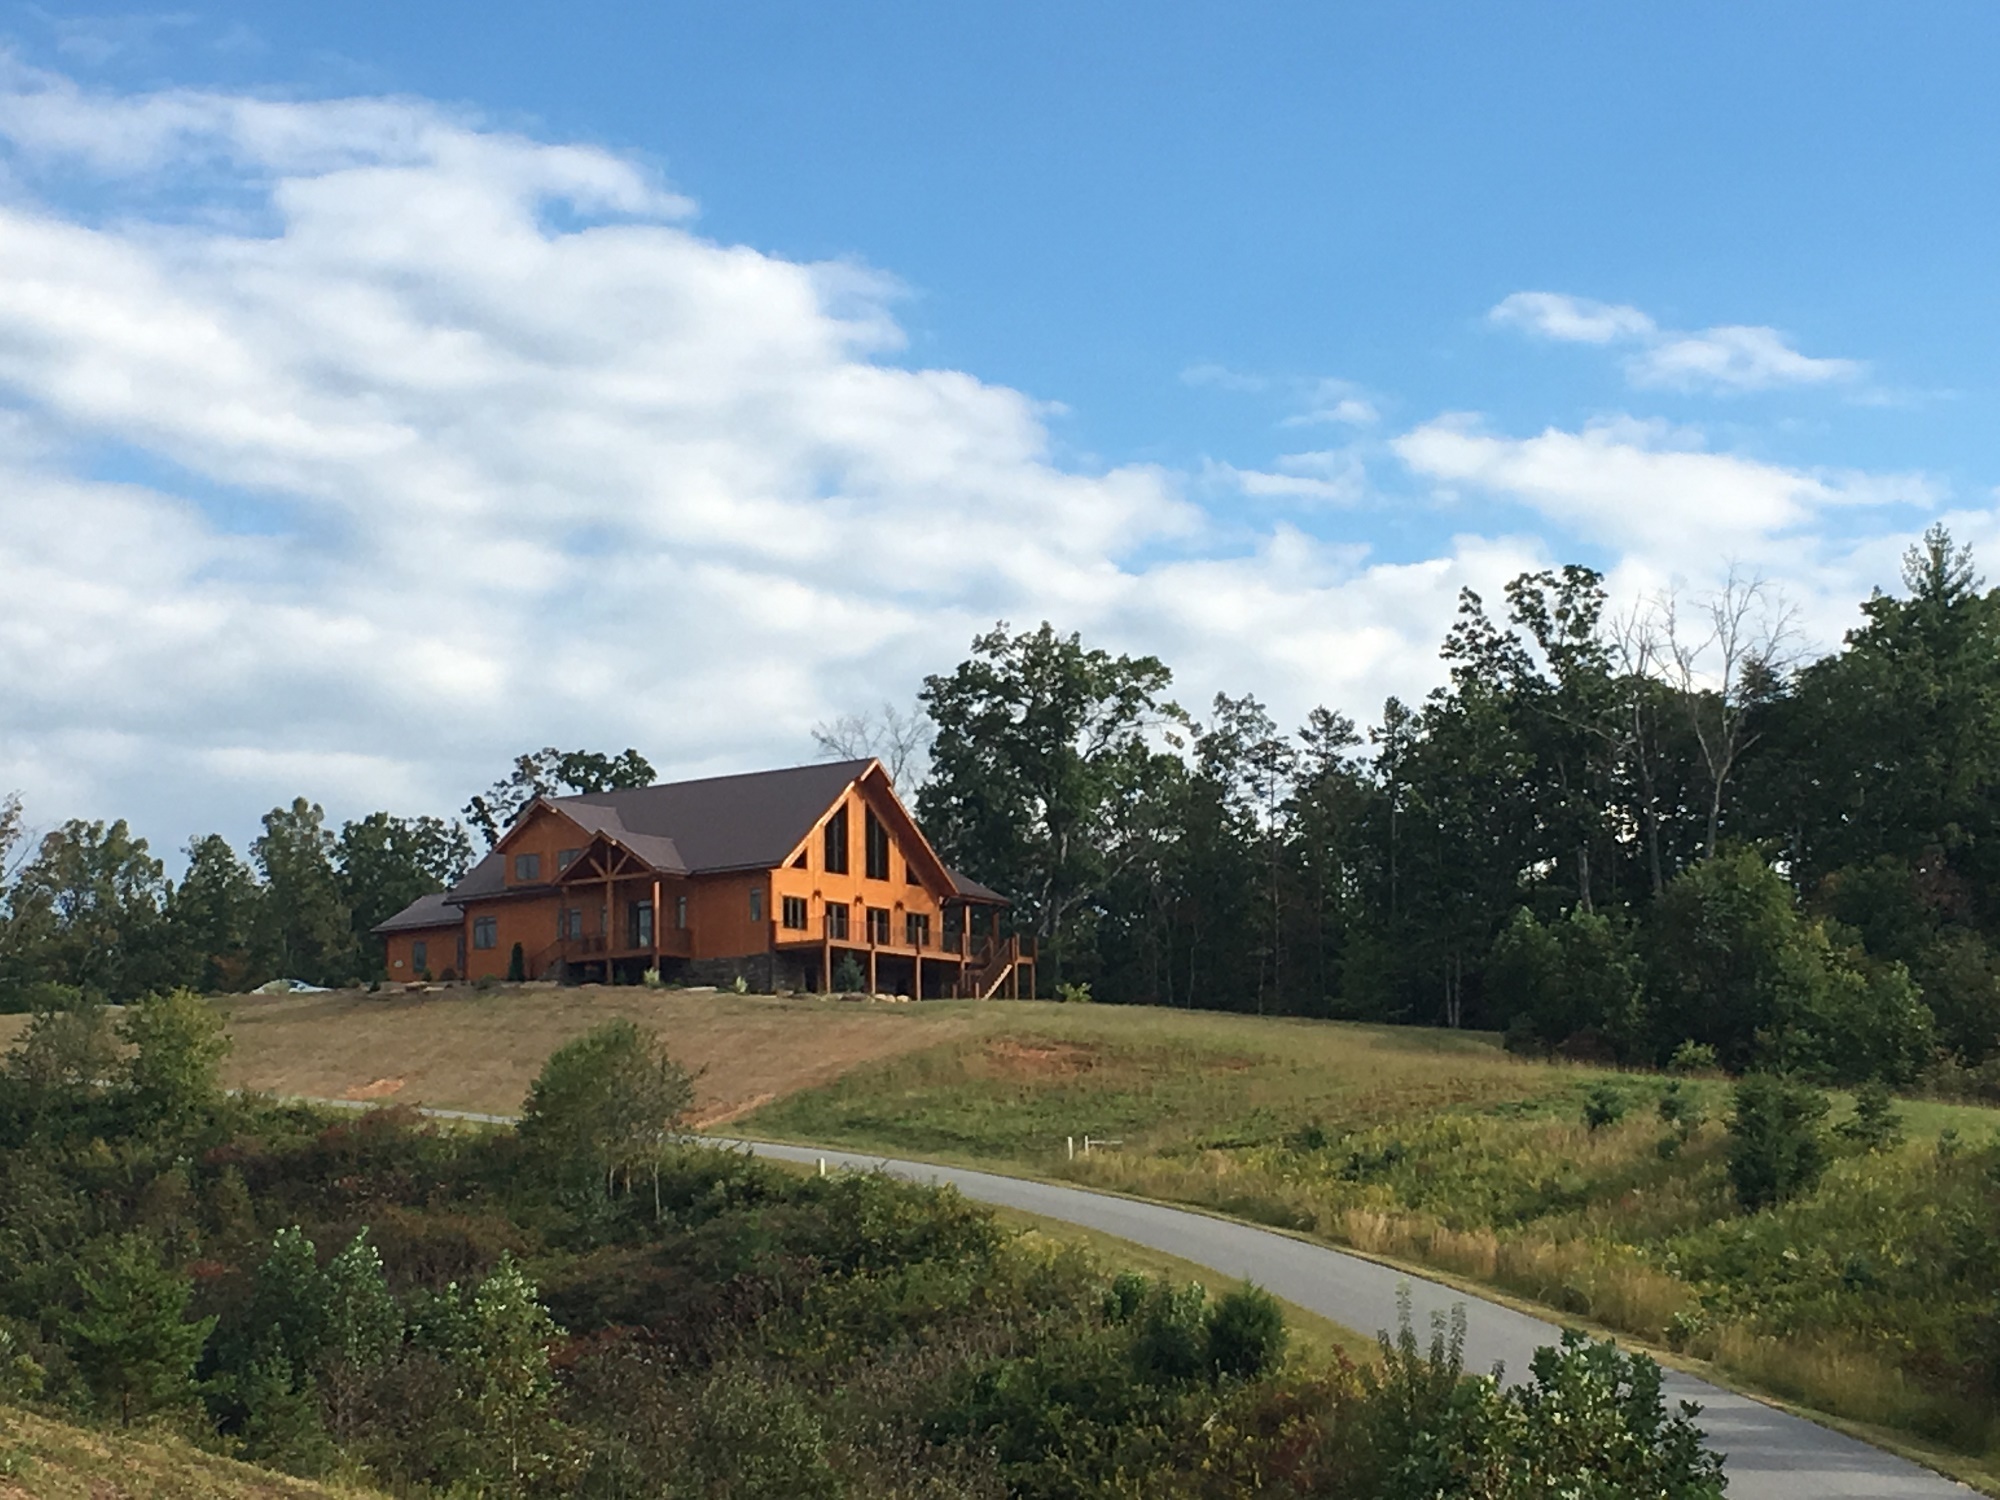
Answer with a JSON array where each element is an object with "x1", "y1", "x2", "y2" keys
[
  {"x1": 353, "y1": 1105, "x2": 1971, "y2": 1499},
  {"x1": 728, "y1": 1140, "x2": 1973, "y2": 1500}
]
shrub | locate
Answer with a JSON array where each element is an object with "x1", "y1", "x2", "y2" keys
[
  {"x1": 517, "y1": 1019, "x2": 695, "y2": 1204},
  {"x1": 641, "y1": 967, "x2": 662, "y2": 988},
  {"x1": 1055, "y1": 981, "x2": 1093, "y2": 1004},
  {"x1": 1727, "y1": 1074, "x2": 1830, "y2": 1211},
  {"x1": 121, "y1": 989, "x2": 231, "y2": 1139},
  {"x1": 506, "y1": 943, "x2": 526, "y2": 982},
  {"x1": 1582, "y1": 1082, "x2": 1627, "y2": 1131},
  {"x1": 1206, "y1": 1282, "x2": 1287, "y2": 1381},
  {"x1": 1668, "y1": 1040, "x2": 1720, "y2": 1075},
  {"x1": 832, "y1": 955, "x2": 866, "y2": 993},
  {"x1": 1513, "y1": 1330, "x2": 1726, "y2": 1498},
  {"x1": 1837, "y1": 1081, "x2": 1903, "y2": 1152},
  {"x1": 1488, "y1": 907, "x2": 1644, "y2": 1057},
  {"x1": 1130, "y1": 1279, "x2": 1209, "y2": 1385}
]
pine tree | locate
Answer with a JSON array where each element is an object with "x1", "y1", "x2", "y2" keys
[{"x1": 62, "y1": 1234, "x2": 215, "y2": 1425}]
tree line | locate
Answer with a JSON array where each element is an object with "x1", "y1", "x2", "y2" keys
[
  {"x1": 911, "y1": 524, "x2": 2000, "y2": 1087},
  {"x1": 10, "y1": 526, "x2": 2000, "y2": 1087},
  {"x1": 0, "y1": 747, "x2": 656, "y2": 1002}
]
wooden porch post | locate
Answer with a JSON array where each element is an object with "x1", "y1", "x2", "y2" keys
[
  {"x1": 913, "y1": 951, "x2": 922, "y2": 1001},
  {"x1": 867, "y1": 931, "x2": 878, "y2": 995},
  {"x1": 651, "y1": 876, "x2": 661, "y2": 972}
]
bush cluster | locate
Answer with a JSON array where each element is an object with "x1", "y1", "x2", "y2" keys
[{"x1": 0, "y1": 1012, "x2": 1727, "y2": 1498}]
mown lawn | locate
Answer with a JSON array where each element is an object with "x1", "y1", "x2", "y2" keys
[{"x1": 740, "y1": 1000, "x2": 2000, "y2": 1473}]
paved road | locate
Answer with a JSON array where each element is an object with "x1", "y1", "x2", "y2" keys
[
  {"x1": 724, "y1": 1139, "x2": 1974, "y2": 1500},
  {"x1": 323, "y1": 1102, "x2": 1970, "y2": 1497}
]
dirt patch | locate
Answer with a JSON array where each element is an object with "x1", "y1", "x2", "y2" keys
[
  {"x1": 210, "y1": 985, "x2": 982, "y2": 1121},
  {"x1": 980, "y1": 1038, "x2": 1099, "y2": 1079},
  {"x1": 688, "y1": 1091, "x2": 776, "y2": 1129}
]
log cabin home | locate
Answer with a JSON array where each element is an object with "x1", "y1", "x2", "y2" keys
[{"x1": 373, "y1": 758, "x2": 1035, "y2": 998}]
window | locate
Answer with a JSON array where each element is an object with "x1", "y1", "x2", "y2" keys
[
  {"x1": 675, "y1": 895, "x2": 688, "y2": 930},
  {"x1": 792, "y1": 850, "x2": 808, "y2": 869},
  {"x1": 867, "y1": 906, "x2": 891, "y2": 944},
  {"x1": 630, "y1": 901, "x2": 654, "y2": 948},
  {"x1": 782, "y1": 895, "x2": 808, "y2": 930},
  {"x1": 865, "y1": 809, "x2": 891, "y2": 880},
  {"x1": 557, "y1": 848, "x2": 580, "y2": 871},
  {"x1": 905, "y1": 912, "x2": 930, "y2": 948},
  {"x1": 825, "y1": 904, "x2": 849, "y2": 940},
  {"x1": 749, "y1": 888, "x2": 764, "y2": 923},
  {"x1": 513, "y1": 852, "x2": 541, "y2": 882},
  {"x1": 411, "y1": 939, "x2": 428, "y2": 972},
  {"x1": 906, "y1": 861, "x2": 921, "y2": 885},
  {"x1": 823, "y1": 807, "x2": 849, "y2": 874},
  {"x1": 473, "y1": 916, "x2": 498, "y2": 950},
  {"x1": 558, "y1": 908, "x2": 583, "y2": 940}
]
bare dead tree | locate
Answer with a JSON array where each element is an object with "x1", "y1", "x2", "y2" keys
[
  {"x1": 810, "y1": 702, "x2": 933, "y2": 791},
  {"x1": 1606, "y1": 605, "x2": 1669, "y2": 896},
  {"x1": 1654, "y1": 571, "x2": 1800, "y2": 860}
]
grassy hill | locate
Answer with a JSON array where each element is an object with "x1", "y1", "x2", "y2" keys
[
  {"x1": 729, "y1": 1001, "x2": 2000, "y2": 1472},
  {"x1": 0, "y1": 1404, "x2": 380, "y2": 1500},
  {"x1": 13, "y1": 984, "x2": 2000, "y2": 1473}
]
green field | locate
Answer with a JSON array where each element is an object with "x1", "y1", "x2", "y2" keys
[{"x1": 739, "y1": 1000, "x2": 2000, "y2": 1472}]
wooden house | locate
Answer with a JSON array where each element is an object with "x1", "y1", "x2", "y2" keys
[{"x1": 373, "y1": 758, "x2": 1034, "y2": 998}]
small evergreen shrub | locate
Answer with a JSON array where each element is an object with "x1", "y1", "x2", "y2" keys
[
  {"x1": 832, "y1": 955, "x2": 866, "y2": 993},
  {"x1": 1836, "y1": 1080, "x2": 1904, "y2": 1152},
  {"x1": 1669, "y1": 1039, "x2": 1720, "y2": 1075},
  {"x1": 1583, "y1": 1081, "x2": 1627, "y2": 1131},
  {"x1": 1727, "y1": 1074, "x2": 1830, "y2": 1210}
]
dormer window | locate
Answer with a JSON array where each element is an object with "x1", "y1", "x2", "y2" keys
[{"x1": 514, "y1": 853, "x2": 542, "y2": 881}]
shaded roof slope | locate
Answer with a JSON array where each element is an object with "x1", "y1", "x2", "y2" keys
[{"x1": 370, "y1": 890, "x2": 460, "y2": 933}]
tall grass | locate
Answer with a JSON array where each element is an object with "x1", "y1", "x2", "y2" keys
[{"x1": 741, "y1": 1001, "x2": 2000, "y2": 1463}]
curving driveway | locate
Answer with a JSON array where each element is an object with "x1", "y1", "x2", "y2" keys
[
  {"x1": 341, "y1": 1101, "x2": 1971, "y2": 1498},
  {"x1": 726, "y1": 1139, "x2": 1974, "y2": 1500}
]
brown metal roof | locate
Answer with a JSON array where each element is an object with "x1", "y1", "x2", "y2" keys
[
  {"x1": 370, "y1": 890, "x2": 460, "y2": 933},
  {"x1": 543, "y1": 758, "x2": 875, "y2": 874}
]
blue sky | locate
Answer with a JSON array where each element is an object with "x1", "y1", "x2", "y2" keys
[{"x1": 1, "y1": 3, "x2": 1994, "y2": 855}]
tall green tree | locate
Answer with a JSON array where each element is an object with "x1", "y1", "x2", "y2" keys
[
  {"x1": 336, "y1": 812, "x2": 472, "y2": 953},
  {"x1": 463, "y1": 748, "x2": 655, "y2": 847},
  {"x1": 1778, "y1": 525, "x2": 2000, "y2": 893},
  {"x1": 163, "y1": 834, "x2": 263, "y2": 993},
  {"x1": 253, "y1": 799, "x2": 352, "y2": 985},
  {"x1": 919, "y1": 621, "x2": 1178, "y2": 984},
  {"x1": 4, "y1": 820, "x2": 168, "y2": 1000}
]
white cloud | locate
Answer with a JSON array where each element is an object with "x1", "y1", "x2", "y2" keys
[
  {"x1": 1180, "y1": 361, "x2": 1267, "y2": 392},
  {"x1": 1394, "y1": 413, "x2": 1928, "y2": 566},
  {"x1": 0, "y1": 64, "x2": 1505, "y2": 850},
  {"x1": 1488, "y1": 289, "x2": 1863, "y2": 395},
  {"x1": 1489, "y1": 291, "x2": 1656, "y2": 345},
  {"x1": 0, "y1": 64, "x2": 1961, "y2": 858},
  {"x1": 1629, "y1": 325, "x2": 1863, "y2": 392},
  {"x1": 1280, "y1": 378, "x2": 1380, "y2": 429}
]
